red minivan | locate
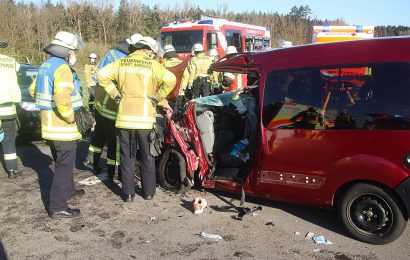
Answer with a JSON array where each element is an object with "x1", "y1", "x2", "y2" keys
[{"x1": 158, "y1": 37, "x2": 410, "y2": 244}]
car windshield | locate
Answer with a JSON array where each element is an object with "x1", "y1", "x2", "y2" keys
[
  {"x1": 161, "y1": 30, "x2": 203, "y2": 52},
  {"x1": 17, "y1": 67, "x2": 38, "y2": 89}
]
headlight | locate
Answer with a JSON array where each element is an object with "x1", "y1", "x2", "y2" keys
[{"x1": 20, "y1": 101, "x2": 40, "y2": 111}]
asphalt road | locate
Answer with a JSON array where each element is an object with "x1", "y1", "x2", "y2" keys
[{"x1": 0, "y1": 141, "x2": 409, "y2": 260}]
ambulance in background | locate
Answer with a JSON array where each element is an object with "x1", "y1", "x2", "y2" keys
[
  {"x1": 312, "y1": 25, "x2": 374, "y2": 43},
  {"x1": 160, "y1": 15, "x2": 271, "y2": 59}
]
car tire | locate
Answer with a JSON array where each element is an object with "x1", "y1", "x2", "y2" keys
[
  {"x1": 158, "y1": 149, "x2": 190, "y2": 193},
  {"x1": 337, "y1": 183, "x2": 407, "y2": 245}
]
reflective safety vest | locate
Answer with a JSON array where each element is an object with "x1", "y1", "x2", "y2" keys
[
  {"x1": 94, "y1": 49, "x2": 127, "y2": 120},
  {"x1": 0, "y1": 54, "x2": 21, "y2": 119},
  {"x1": 222, "y1": 72, "x2": 248, "y2": 92},
  {"x1": 163, "y1": 57, "x2": 183, "y2": 68},
  {"x1": 84, "y1": 63, "x2": 97, "y2": 88},
  {"x1": 180, "y1": 52, "x2": 213, "y2": 94},
  {"x1": 35, "y1": 57, "x2": 82, "y2": 110}
]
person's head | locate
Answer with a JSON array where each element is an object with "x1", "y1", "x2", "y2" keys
[
  {"x1": 163, "y1": 44, "x2": 178, "y2": 59},
  {"x1": 209, "y1": 48, "x2": 219, "y2": 62},
  {"x1": 44, "y1": 31, "x2": 83, "y2": 65},
  {"x1": 226, "y1": 46, "x2": 238, "y2": 56},
  {"x1": 126, "y1": 33, "x2": 143, "y2": 53},
  {"x1": 136, "y1": 37, "x2": 159, "y2": 58},
  {"x1": 192, "y1": 43, "x2": 204, "y2": 55},
  {"x1": 89, "y1": 53, "x2": 97, "y2": 64}
]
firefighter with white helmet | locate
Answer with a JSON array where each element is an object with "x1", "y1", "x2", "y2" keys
[
  {"x1": 161, "y1": 44, "x2": 186, "y2": 100},
  {"x1": 0, "y1": 39, "x2": 22, "y2": 179},
  {"x1": 84, "y1": 52, "x2": 98, "y2": 109},
  {"x1": 179, "y1": 42, "x2": 214, "y2": 101},
  {"x1": 29, "y1": 31, "x2": 85, "y2": 218},
  {"x1": 222, "y1": 46, "x2": 248, "y2": 92},
  {"x1": 84, "y1": 33, "x2": 143, "y2": 181},
  {"x1": 208, "y1": 48, "x2": 222, "y2": 94},
  {"x1": 97, "y1": 36, "x2": 176, "y2": 202}
]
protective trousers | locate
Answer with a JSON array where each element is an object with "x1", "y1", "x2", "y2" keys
[
  {"x1": 48, "y1": 140, "x2": 77, "y2": 213},
  {"x1": 192, "y1": 77, "x2": 211, "y2": 99},
  {"x1": 119, "y1": 129, "x2": 155, "y2": 197},
  {"x1": 87, "y1": 112, "x2": 105, "y2": 170},
  {"x1": 0, "y1": 118, "x2": 17, "y2": 171}
]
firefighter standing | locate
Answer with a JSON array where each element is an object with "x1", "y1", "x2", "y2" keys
[
  {"x1": 84, "y1": 34, "x2": 142, "y2": 180},
  {"x1": 0, "y1": 40, "x2": 22, "y2": 179},
  {"x1": 30, "y1": 31, "x2": 85, "y2": 218},
  {"x1": 180, "y1": 43, "x2": 213, "y2": 99},
  {"x1": 83, "y1": 52, "x2": 98, "y2": 109},
  {"x1": 161, "y1": 44, "x2": 186, "y2": 100},
  {"x1": 97, "y1": 36, "x2": 176, "y2": 202}
]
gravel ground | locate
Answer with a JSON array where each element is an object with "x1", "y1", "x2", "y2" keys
[{"x1": 0, "y1": 141, "x2": 409, "y2": 260}]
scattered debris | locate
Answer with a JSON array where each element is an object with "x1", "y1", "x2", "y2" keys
[
  {"x1": 294, "y1": 232, "x2": 300, "y2": 236},
  {"x1": 193, "y1": 197, "x2": 207, "y2": 215},
  {"x1": 265, "y1": 222, "x2": 275, "y2": 226},
  {"x1": 305, "y1": 232, "x2": 314, "y2": 239},
  {"x1": 199, "y1": 232, "x2": 223, "y2": 241},
  {"x1": 252, "y1": 212, "x2": 258, "y2": 217},
  {"x1": 150, "y1": 216, "x2": 156, "y2": 221},
  {"x1": 313, "y1": 235, "x2": 333, "y2": 245},
  {"x1": 312, "y1": 249, "x2": 321, "y2": 253},
  {"x1": 78, "y1": 173, "x2": 108, "y2": 186}
]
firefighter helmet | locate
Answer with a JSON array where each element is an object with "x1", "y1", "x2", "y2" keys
[
  {"x1": 163, "y1": 44, "x2": 176, "y2": 54},
  {"x1": 139, "y1": 37, "x2": 159, "y2": 54},
  {"x1": 226, "y1": 46, "x2": 238, "y2": 55},
  {"x1": 126, "y1": 33, "x2": 143, "y2": 47},
  {"x1": 192, "y1": 43, "x2": 204, "y2": 52},
  {"x1": 89, "y1": 53, "x2": 97, "y2": 59},
  {"x1": 51, "y1": 31, "x2": 81, "y2": 50},
  {"x1": 209, "y1": 48, "x2": 218, "y2": 57}
]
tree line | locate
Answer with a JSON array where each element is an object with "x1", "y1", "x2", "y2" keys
[{"x1": 1, "y1": 0, "x2": 409, "y2": 67}]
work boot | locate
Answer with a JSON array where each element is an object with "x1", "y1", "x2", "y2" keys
[
  {"x1": 107, "y1": 165, "x2": 115, "y2": 181},
  {"x1": 7, "y1": 169, "x2": 22, "y2": 179},
  {"x1": 49, "y1": 208, "x2": 81, "y2": 218}
]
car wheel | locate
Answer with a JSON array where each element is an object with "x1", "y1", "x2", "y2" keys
[
  {"x1": 158, "y1": 149, "x2": 190, "y2": 193},
  {"x1": 338, "y1": 183, "x2": 407, "y2": 245}
]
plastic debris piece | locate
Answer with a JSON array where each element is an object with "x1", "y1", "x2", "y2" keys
[
  {"x1": 294, "y1": 232, "x2": 300, "y2": 236},
  {"x1": 200, "y1": 232, "x2": 223, "y2": 241},
  {"x1": 193, "y1": 197, "x2": 208, "y2": 215},
  {"x1": 78, "y1": 173, "x2": 108, "y2": 186},
  {"x1": 252, "y1": 212, "x2": 258, "y2": 217},
  {"x1": 313, "y1": 235, "x2": 332, "y2": 245},
  {"x1": 305, "y1": 232, "x2": 314, "y2": 239},
  {"x1": 150, "y1": 216, "x2": 156, "y2": 221},
  {"x1": 312, "y1": 249, "x2": 320, "y2": 253}
]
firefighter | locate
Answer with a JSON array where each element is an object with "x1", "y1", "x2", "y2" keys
[
  {"x1": 84, "y1": 33, "x2": 142, "y2": 181},
  {"x1": 180, "y1": 43, "x2": 214, "y2": 99},
  {"x1": 162, "y1": 45, "x2": 183, "y2": 67},
  {"x1": 83, "y1": 52, "x2": 98, "y2": 110},
  {"x1": 0, "y1": 40, "x2": 22, "y2": 179},
  {"x1": 209, "y1": 48, "x2": 222, "y2": 94},
  {"x1": 29, "y1": 31, "x2": 85, "y2": 218},
  {"x1": 97, "y1": 36, "x2": 176, "y2": 202},
  {"x1": 221, "y1": 46, "x2": 248, "y2": 92}
]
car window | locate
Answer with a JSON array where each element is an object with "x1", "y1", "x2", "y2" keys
[
  {"x1": 263, "y1": 62, "x2": 410, "y2": 130},
  {"x1": 17, "y1": 68, "x2": 38, "y2": 88}
]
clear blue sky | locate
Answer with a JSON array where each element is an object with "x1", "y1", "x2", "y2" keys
[{"x1": 139, "y1": 0, "x2": 410, "y2": 26}]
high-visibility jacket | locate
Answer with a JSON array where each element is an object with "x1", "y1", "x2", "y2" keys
[
  {"x1": 94, "y1": 49, "x2": 127, "y2": 121},
  {"x1": 97, "y1": 50, "x2": 176, "y2": 130},
  {"x1": 163, "y1": 57, "x2": 183, "y2": 68},
  {"x1": 0, "y1": 54, "x2": 21, "y2": 119},
  {"x1": 84, "y1": 63, "x2": 97, "y2": 88},
  {"x1": 29, "y1": 57, "x2": 82, "y2": 141},
  {"x1": 180, "y1": 52, "x2": 213, "y2": 95},
  {"x1": 222, "y1": 72, "x2": 248, "y2": 92}
]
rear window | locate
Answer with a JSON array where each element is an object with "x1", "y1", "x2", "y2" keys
[{"x1": 263, "y1": 62, "x2": 410, "y2": 130}]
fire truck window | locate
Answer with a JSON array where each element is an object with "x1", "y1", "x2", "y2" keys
[
  {"x1": 225, "y1": 30, "x2": 242, "y2": 52},
  {"x1": 207, "y1": 32, "x2": 218, "y2": 50},
  {"x1": 161, "y1": 30, "x2": 203, "y2": 53}
]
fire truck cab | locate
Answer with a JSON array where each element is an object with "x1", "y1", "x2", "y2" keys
[{"x1": 160, "y1": 15, "x2": 271, "y2": 59}]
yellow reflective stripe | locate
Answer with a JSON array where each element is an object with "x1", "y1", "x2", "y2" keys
[
  {"x1": 95, "y1": 105, "x2": 116, "y2": 120},
  {"x1": 42, "y1": 132, "x2": 81, "y2": 140},
  {"x1": 55, "y1": 82, "x2": 74, "y2": 89},
  {"x1": 4, "y1": 153, "x2": 17, "y2": 160},
  {"x1": 116, "y1": 114, "x2": 156, "y2": 122},
  {"x1": 0, "y1": 105, "x2": 16, "y2": 116},
  {"x1": 59, "y1": 109, "x2": 74, "y2": 118},
  {"x1": 105, "y1": 83, "x2": 116, "y2": 93},
  {"x1": 42, "y1": 125, "x2": 78, "y2": 133},
  {"x1": 89, "y1": 145, "x2": 103, "y2": 153},
  {"x1": 116, "y1": 121, "x2": 154, "y2": 129},
  {"x1": 116, "y1": 135, "x2": 120, "y2": 164},
  {"x1": 106, "y1": 158, "x2": 116, "y2": 166}
]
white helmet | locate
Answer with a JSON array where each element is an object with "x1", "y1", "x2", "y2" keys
[
  {"x1": 209, "y1": 48, "x2": 218, "y2": 57},
  {"x1": 51, "y1": 31, "x2": 81, "y2": 50},
  {"x1": 89, "y1": 53, "x2": 97, "y2": 59},
  {"x1": 139, "y1": 36, "x2": 159, "y2": 53},
  {"x1": 163, "y1": 44, "x2": 176, "y2": 54},
  {"x1": 126, "y1": 33, "x2": 143, "y2": 46},
  {"x1": 192, "y1": 43, "x2": 204, "y2": 52},
  {"x1": 226, "y1": 46, "x2": 238, "y2": 55}
]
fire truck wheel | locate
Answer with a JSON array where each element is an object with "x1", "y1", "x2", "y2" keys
[
  {"x1": 337, "y1": 183, "x2": 407, "y2": 245},
  {"x1": 158, "y1": 149, "x2": 189, "y2": 193}
]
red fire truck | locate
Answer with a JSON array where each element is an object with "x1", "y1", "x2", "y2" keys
[{"x1": 160, "y1": 15, "x2": 271, "y2": 59}]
